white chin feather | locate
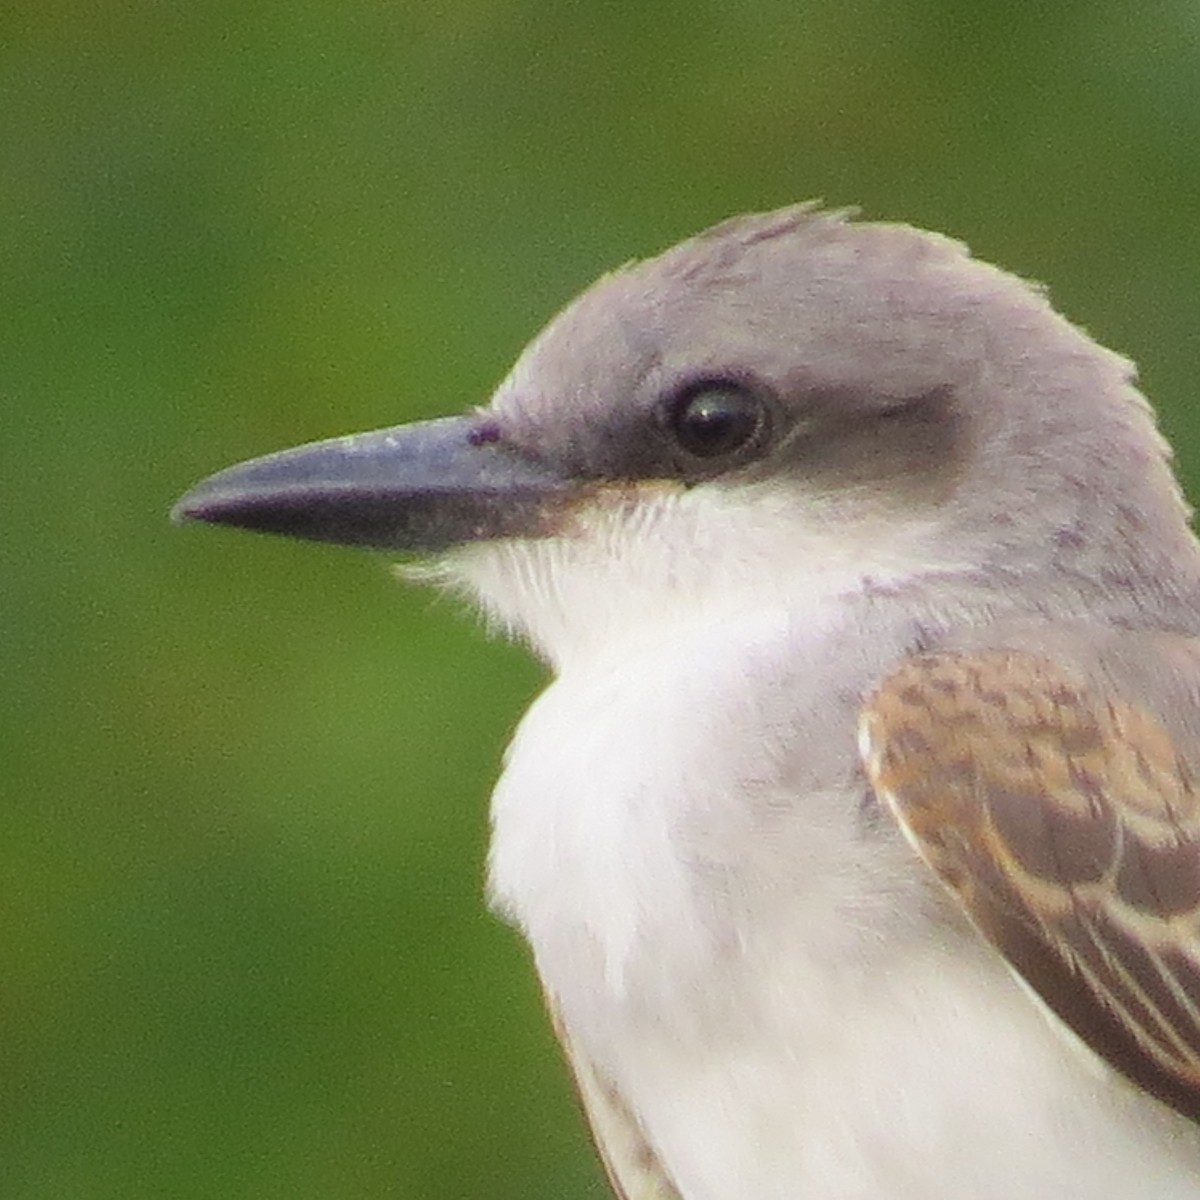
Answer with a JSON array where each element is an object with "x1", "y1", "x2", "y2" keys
[{"x1": 397, "y1": 481, "x2": 944, "y2": 670}]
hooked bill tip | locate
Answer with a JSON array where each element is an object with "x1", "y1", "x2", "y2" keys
[{"x1": 169, "y1": 478, "x2": 273, "y2": 529}]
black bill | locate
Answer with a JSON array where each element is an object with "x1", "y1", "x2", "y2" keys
[{"x1": 171, "y1": 415, "x2": 578, "y2": 553}]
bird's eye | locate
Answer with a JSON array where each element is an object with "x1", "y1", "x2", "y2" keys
[{"x1": 667, "y1": 383, "x2": 767, "y2": 460}]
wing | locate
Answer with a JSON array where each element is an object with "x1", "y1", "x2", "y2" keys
[
  {"x1": 544, "y1": 996, "x2": 683, "y2": 1200},
  {"x1": 859, "y1": 649, "x2": 1200, "y2": 1123}
]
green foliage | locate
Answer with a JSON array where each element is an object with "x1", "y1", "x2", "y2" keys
[{"x1": 5, "y1": 2, "x2": 1200, "y2": 1194}]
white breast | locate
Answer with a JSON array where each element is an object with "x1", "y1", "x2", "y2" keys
[
  {"x1": 488, "y1": 604, "x2": 805, "y2": 1006},
  {"x1": 485, "y1": 613, "x2": 1200, "y2": 1200}
]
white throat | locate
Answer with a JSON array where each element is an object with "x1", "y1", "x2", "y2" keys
[
  {"x1": 432, "y1": 480, "x2": 947, "y2": 670},
  {"x1": 430, "y1": 481, "x2": 953, "y2": 1008}
]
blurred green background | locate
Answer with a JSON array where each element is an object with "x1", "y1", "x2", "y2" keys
[{"x1": 5, "y1": 1, "x2": 1200, "y2": 1196}]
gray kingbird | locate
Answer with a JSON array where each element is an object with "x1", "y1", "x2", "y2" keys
[{"x1": 174, "y1": 206, "x2": 1200, "y2": 1198}]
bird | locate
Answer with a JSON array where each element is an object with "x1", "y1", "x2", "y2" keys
[{"x1": 174, "y1": 204, "x2": 1200, "y2": 1198}]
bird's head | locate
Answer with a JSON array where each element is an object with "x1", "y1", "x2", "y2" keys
[{"x1": 174, "y1": 205, "x2": 1192, "y2": 667}]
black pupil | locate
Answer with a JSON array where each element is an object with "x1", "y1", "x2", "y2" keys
[{"x1": 672, "y1": 386, "x2": 761, "y2": 457}]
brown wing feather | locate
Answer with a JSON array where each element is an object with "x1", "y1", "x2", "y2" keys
[
  {"x1": 544, "y1": 995, "x2": 683, "y2": 1200},
  {"x1": 860, "y1": 650, "x2": 1200, "y2": 1123}
]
